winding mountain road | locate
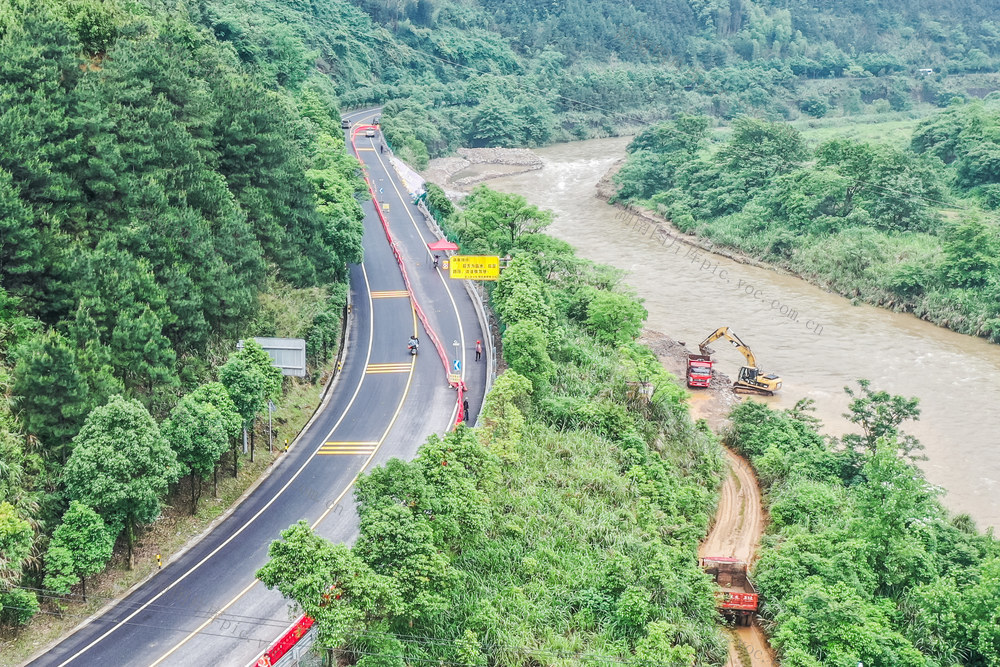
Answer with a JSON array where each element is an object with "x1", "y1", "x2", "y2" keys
[{"x1": 24, "y1": 109, "x2": 489, "y2": 667}]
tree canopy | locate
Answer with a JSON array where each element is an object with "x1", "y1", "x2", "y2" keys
[{"x1": 62, "y1": 396, "x2": 180, "y2": 568}]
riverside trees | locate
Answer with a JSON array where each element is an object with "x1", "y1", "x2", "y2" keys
[
  {"x1": 726, "y1": 393, "x2": 1000, "y2": 666},
  {"x1": 614, "y1": 110, "x2": 1000, "y2": 343}
]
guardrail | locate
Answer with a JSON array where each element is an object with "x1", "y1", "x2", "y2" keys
[
  {"x1": 250, "y1": 615, "x2": 315, "y2": 667},
  {"x1": 415, "y1": 199, "x2": 498, "y2": 404},
  {"x1": 247, "y1": 126, "x2": 478, "y2": 667},
  {"x1": 350, "y1": 126, "x2": 466, "y2": 428}
]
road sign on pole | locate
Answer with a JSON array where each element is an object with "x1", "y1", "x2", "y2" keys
[
  {"x1": 448, "y1": 255, "x2": 501, "y2": 280},
  {"x1": 452, "y1": 359, "x2": 461, "y2": 372}
]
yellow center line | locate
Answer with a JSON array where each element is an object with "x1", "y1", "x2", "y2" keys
[
  {"x1": 318, "y1": 441, "x2": 379, "y2": 456},
  {"x1": 366, "y1": 362, "x2": 412, "y2": 373},
  {"x1": 151, "y1": 282, "x2": 421, "y2": 666}
]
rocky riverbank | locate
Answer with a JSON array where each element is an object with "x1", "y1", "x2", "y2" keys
[{"x1": 422, "y1": 147, "x2": 543, "y2": 191}]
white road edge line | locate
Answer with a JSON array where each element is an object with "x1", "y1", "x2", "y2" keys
[
  {"x1": 373, "y1": 148, "x2": 468, "y2": 424},
  {"x1": 57, "y1": 263, "x2": 378, "y2": 667}
]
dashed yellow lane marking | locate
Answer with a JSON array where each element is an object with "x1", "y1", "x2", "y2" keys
[
  {"x1": 318, "y1": 441, "x2": 379, "y2": 456},
  {"x1": 371, "y1": 290, "x2": 410, "y2": 298},
  {"x1": 356, "y1": 147, "x2": 376, "y2": 151},
  {"x1": 366, "y1": 362, "x2": 412, "y2": 373}
]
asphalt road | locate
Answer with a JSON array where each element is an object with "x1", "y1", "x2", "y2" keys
[{"x1": 24, "y1": 109, "x2": 488, "y2": 667}]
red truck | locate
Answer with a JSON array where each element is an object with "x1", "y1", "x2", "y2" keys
[
  {"x1": 700, "y1": 557, "x2": 758, "y2": 626},
  {"x1": 686, "y1": 354, "x2": 713, "y2": 388}
]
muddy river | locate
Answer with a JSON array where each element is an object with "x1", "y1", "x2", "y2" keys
[{"x1": 485, "y1": 136, "x2": 1000, "y2": 530}]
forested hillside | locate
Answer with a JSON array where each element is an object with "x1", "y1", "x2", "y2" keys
[
  {"x1": 203, "y1": 0, "x2": 1000, "y2": 167},
  {"x1": 0, "y1": 0, "x2": 363, "y2": 629},
  {"x1": 338, "y1": 0, "x2": 1000, "y2": 164}
]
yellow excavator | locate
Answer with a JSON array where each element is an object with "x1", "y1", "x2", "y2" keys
[{"x1": 698, "y1": 327, "x2": 782, "y2": 395}]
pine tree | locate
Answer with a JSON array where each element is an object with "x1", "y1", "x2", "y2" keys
[
  {"x1": 111, "y1": 306, "x2": 178, "y2": 395},
  {"x1": 12, "y1": 330, "x2": 92, "y2": 464}
]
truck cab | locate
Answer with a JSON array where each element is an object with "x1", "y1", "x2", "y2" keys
[{"x1": 686, "y1": 354, "x2": 713, "y2": 388}]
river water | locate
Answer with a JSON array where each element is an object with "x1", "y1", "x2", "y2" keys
[{"x1": 485, "y1": 136, "x2": 1000, "y2": 530}]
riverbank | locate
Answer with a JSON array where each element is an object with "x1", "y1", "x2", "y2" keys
[
  {"x1": 604, "y1": 119, "x2": 1000, "y2": 344},
  {"x1": 595, "y1": 158, "x2": 841, "y2": 280},
  {"x1": 422, "y1": 147, "x2": 543, "y2": 193}
]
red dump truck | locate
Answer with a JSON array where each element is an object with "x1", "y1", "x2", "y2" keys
[
  {"x1": 700, "y1": 557, "x2": 758, "y2": 626},
  {"x1": 686, "y1": 354, "x2": 713, "y2": 388}
]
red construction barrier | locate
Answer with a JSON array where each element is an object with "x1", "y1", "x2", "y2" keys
[
  {"x1": 351, "y1": 127, "x2": 466, "y2": 427},
  {"x1": 260, "y1": 615, "x2": 314, "y2": 665}
]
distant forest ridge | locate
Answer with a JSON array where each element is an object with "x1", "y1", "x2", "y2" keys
[
  {"x1": 254, "y1": 0, "x2": 1000, "y2": 163},
  {"x1": 354, "y1": 0, "x2": 1000, "y2": 72}
]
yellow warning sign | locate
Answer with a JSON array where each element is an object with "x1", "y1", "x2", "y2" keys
[{"x1": 449, "y1": 255, "x2": 501, "y2": 281}]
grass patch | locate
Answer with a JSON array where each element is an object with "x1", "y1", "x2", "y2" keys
[
  {"x1": 790, "y1": 114, "x2": 929, "y2": 149},
  {"x1": 726, "y1": 627, "x2": 753, "y2": 667}
]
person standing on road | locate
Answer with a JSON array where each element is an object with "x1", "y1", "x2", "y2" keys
[
  {"x1": 463, "y1": 399, "x2": 470, "y2": 422},
  {"x1": 475, "y1": 340, "x2": 482, "y2": 361}
]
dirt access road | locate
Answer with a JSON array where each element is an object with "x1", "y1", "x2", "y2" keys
[{"x1": 641, "y1": 332, "x2": 775, "y2": 667}]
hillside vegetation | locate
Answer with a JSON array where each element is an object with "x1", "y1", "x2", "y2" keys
[
  {"x1": 347, "y1": 0, "x2": 1000, "y2": 164},
  {"x1": 613, "y1": 103, "x2": 1000, "y2": 342},
  {"x1": 0, "y1": 0, "x2": 363, "y2": 629},
  {"x1": 203, "y1": 0, "x2": 1000, "y2": 166}
]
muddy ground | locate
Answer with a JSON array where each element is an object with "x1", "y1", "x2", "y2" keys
[
  {"x1": 639, "y1": 330, "x2": 740, "y2": 432},
  {"x1": 642, "y1": 329, "x2": 775, "y2": 667}
]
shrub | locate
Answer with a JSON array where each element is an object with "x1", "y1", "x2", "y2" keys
[{"x1": 0, "y1": 587, "x2": 39, "y2": 626}]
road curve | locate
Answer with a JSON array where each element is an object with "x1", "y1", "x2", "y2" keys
[{"x1": 24, "y1": 109, "x2": 488, "y2": 667}]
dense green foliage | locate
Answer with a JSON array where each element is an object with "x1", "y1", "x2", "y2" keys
[
  {"x1": 207, "y1": 0, "x2": 1000, "y2": 166},
  {"x1": 63, "y1": 396, "x2": 180, "y2": 567},
  {"x1": 345, "y1": 0, "x2": 1000, "y2": 162},
  {"x1": 725, "y1": 396, "x2": 1000, "y2": 666},
  {"x1": 615, "y1": 105, "x2": 1000, "y2": 341},
  {"x1": 0, "y1": 0, "x2": 363, "y2": 625},
  {"x1": 42, "y1": 502, "x2": 114, "y2": 602},
  {"x1": 260, "y1": 188, "x2": 729, "y2": 665}
]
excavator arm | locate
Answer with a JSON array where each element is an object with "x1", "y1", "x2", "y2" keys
[{"x1": 698, "y1": 326, "x2": 757, "y2": 368}]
